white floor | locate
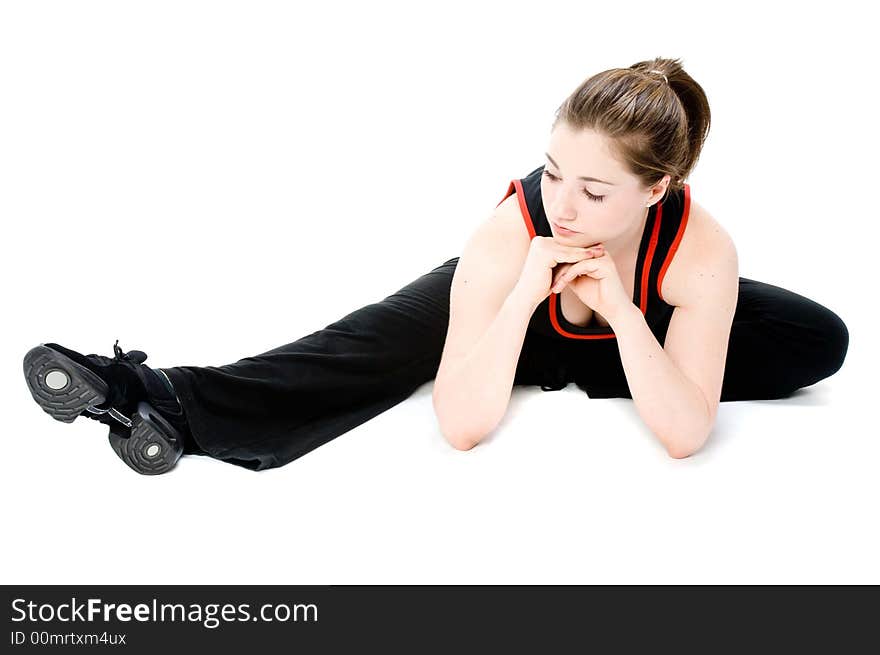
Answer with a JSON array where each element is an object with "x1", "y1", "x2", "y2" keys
[
  {"x1": 4, "y1": 345, "x2": 875, "y2": 585},
  {"x1": 2, "y1": 0, "x2": 876, "y2": 585}
]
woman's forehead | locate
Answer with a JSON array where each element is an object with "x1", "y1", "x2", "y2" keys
[{"x1": 546, "y1": 128, "x2": 630, "y2": 185}]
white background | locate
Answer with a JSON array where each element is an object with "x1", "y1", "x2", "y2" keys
[{"x1": 1, "y1": 0, "x2": 876, "y2": 584}]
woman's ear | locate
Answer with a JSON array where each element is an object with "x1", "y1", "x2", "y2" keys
[{"x1": 647, "y1": 174, "x2": 671, "y2": 206}]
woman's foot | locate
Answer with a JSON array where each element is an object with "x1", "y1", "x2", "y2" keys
[
  {"x1": 23, "y1": 340, "x2": 190, "y2": 475},
  {"x1": 107, "y1": 402, "x2": 186, "y2": 475}
]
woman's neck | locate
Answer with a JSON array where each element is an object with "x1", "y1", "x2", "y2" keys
[{"x1": 603, "y1": 206, "x2": 650, "y2": 261}]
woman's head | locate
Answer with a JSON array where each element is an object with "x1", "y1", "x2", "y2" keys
[{"x1": 541, "y1": 57, "x2": 711, "y2": 250}]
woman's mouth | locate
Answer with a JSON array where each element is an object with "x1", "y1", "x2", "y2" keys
[{"x1": 552, "y1": 222, "x2": 579, "y2": 236}]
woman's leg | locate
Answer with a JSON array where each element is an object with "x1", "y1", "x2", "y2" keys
[
  {"x1": 718, "y1": 277, "x2": 849, "y2": 401},
  {"x1": 162, "y1": 257, "x2": 460, "y2": 471}
]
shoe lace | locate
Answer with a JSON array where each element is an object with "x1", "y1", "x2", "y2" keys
[
  {"x1": 112, "y1": 339, "x2": 147, "y2": 365},
  {"x1": 83, "y1": 340, "x2": 149, "y2": 428}
]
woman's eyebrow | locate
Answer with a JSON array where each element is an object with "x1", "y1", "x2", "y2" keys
[{"x1": 544, "y1": 153, "x2": 615, "y2": 185}]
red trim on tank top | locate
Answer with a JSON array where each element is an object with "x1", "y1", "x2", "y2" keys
[
  {"x1": 547, "y1": 296, "x2": 618, "y2": 340},
  {"x1": 497, "y1": 181, "x2": 516, "y2": 208},
  {"x1": 498, "y1": 180, "x2": 536, "y2": 239},
  {"x1": 513, "y1": 180, "x2": 536, "y2": 239},
  {"x1": 640, "y1": 199, "x2": 664, "y2": 310},
  {"x1": 657, "y1": 183, "x2": 691, "y2": 303}
]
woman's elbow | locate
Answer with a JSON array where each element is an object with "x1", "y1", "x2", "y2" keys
[
  {"x1": 665, "y1": 432, "x2": 710, "y2": 459},
  {"x1": 432, "y1": 392, "x2": 489, "y2": 451},
  {"x1": 436, "y1": 421, "x2": 485, "y2": 451},
  {"x1": 667, "y1": 445, "x2": 697, "y2": 459},
  {"x1": 448, "y1": 435, "x2": 480, "y2": 451}
]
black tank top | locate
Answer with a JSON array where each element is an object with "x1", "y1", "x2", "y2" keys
[{"x1": 496, "y1": 164, "x2": 692, "y2": 344}]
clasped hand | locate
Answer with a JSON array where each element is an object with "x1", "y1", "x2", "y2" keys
[{"x1": 550, "y1": 244, "x2": 633, "y2": 324}]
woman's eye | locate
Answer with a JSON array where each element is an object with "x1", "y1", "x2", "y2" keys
[{"x1": 542, "y1": 170, "x2": 605, "y2": 203}]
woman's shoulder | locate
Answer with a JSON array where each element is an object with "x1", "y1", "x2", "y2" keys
[
  {"x1": 491, "y1": 191, "x2": 532, "y2": 244},
  {"x1": 660, "y1": 197, "x2": 738, "y2": 306},
  {"x1": 455, "y1": 191, "x2": 532, "y2": 282}
]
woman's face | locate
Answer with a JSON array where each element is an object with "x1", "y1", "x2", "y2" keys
[{"x1": 541, "y1": 122, "x2": 667, "y2": 249}]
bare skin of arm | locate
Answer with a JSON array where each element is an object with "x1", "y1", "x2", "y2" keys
[
  {"x1": 432, "y1": 202, "x2": 532, "y2": 449},
  {"x1": 432, "y1": 196, "x2": 601, "y2": 449}
]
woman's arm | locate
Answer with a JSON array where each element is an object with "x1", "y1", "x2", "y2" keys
[
  {"x1": 608, "y1": 304, "x2": 716, "y2": 458},
  {"x1": 432, "y1": 202, "x2": 535, "y2": 450},
  {"x1": 433, "y1": 285, "x2": 539, "y2": 450},
  {"x1": 608, "y1": 222, "x2": 739, "y2": 458}
]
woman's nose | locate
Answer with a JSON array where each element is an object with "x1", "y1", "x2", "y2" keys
[{"x1": 549, "y1": 187, "x2": 577, "y2": 219}]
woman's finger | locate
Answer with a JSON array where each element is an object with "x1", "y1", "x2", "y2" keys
[
  {"x1": 552, "y1": 244, "x2": 603, "y2": 263},
  {"x1": 554, "y1": 259, "x2": 603, "y2": 290},
  {"x1": 552, "y1": 263, "x2": 572, "y2": 287}
]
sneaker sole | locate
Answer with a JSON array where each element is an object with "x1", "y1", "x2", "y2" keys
[
  {"x1": 108, "y1": 402, "x2": 183, "y2": 475},
  {"x1": 23, "y1": 344, "x2": 111, "y2": 423}
]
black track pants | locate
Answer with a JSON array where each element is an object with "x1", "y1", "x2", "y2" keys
[{"x1": 163, "y1": 257, "x2": 849, "y2": 471}]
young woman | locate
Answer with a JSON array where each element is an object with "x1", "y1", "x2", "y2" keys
[{"x1": 23, "y1": 57, "x2": 849, "y2": 474}]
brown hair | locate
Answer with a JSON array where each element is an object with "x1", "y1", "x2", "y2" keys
[{"x1": 552, "y1": 57, "x2": 711, "y2": 204}]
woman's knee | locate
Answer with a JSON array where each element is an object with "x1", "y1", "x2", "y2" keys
[
  {"x1": 726, "y1": 281, "x2": 849, "y2": 397},
  {"x1": 778, "y1": 299, "x2": 849, "y2": 388},
  {"x1": 812, "y1": 305, "x2": 849, "y2": 378}
]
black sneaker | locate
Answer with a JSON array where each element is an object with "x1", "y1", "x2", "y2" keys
[
  {"x1": 23, "y1": 340, "x2": 187, "y2": 475},
  {"x1": 107, "y1": 402, "x2": 185, "y2": 475}
]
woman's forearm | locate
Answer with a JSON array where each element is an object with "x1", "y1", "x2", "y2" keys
[
  {"x1": 432, "y1": 286, "x2": 539, "y2": 449},
  {"x1": 609, "y1": 304, "x2": 712, "y2": 457}
]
